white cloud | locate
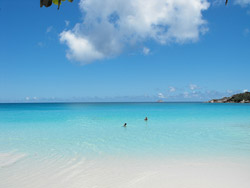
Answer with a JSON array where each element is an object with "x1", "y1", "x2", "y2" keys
[
  {"x1": 46, "y1": 26, "x2": 53, "y2": 33},
  {"x1": 169, "y1": 86, "x2": 176, "y2": 92},
  {"x1": 212, "y1": 0, "x2": 224, "y2": 6},
  {"x1": 65, "y1": 20, "x2": 70, "y2": 27},
  {"x1": 158, "y1": 93, "x2": 165, "y2": 99},
  {"x1": 243, "y1": 89, "x2": 248, "y2": 93},
  {"x1": 235, "y1": 0, "x2": 250, "y2": 6},
  {"x1": 183, "y1": 91, "x2": 189, "y2": 98},
  {"x1": 25, "y1": 97, "x2": 30, "y2": 101},
  {"x1": 143, "y1": 47, "x2": 150, "y2": 55},
  {"x1": 60, "y1": 31, "x2": 105, "y2": 64},
  {"x1": 60, "y1": 0, "x2": 210, "y2": 64},
  {"x1": 189, "y1": 84, "x2": 198, "y2": 90}
]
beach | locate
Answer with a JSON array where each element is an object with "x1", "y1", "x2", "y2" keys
[
  {"x1": 1, "y1": 154, "x2": 250, "y2": 188},
  {"x1": 1, "y1": 103, "x2": 250, "y2": 187}
]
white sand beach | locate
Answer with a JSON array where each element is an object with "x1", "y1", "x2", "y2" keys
[{"x1": 1, "y1": 152, "x2": 250, "y2": 188}]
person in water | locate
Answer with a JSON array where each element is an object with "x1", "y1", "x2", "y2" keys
[
  {"x1": 144, "y1": 117, "x2": 148, "y2": 121},
  {"x1": 123, "y1": 123, "x2": 127, "y2": 127}
]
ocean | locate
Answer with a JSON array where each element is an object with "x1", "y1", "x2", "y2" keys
[{"x1": 1, "y1": 103, "x2": 250, "y2": 187}]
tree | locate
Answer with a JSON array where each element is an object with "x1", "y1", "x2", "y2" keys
[{"x1": 40, "y1": 0, "x2": 73, "y2": 10}]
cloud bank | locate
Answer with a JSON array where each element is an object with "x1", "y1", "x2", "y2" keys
[{"x1": 60, "y1": 0, "x2": 210, "y2": 64}]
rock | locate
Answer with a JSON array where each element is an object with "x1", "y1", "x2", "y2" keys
[
  {"x1": 208, "y1": 92, "x2": 250, "y2": 103},
  {"x1": 157, "y1": 100, "x2": 164, "y2": 103}
]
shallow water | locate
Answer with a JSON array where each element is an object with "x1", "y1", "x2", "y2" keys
[
  {"x1": 1, "y1": 103, "x2": 250, "y2": 159},
  {"x1": 1, "y1": 103, "x2": 250, "y2": 187}
]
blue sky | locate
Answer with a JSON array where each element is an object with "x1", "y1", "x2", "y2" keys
[{"x1": 0, "y1": 0, "x2": 250, "y2": 102}]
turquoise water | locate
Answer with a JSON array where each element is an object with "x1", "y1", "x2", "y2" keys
[{"x1": 1, "y1": 103, "x2": 250, "y2": 159}]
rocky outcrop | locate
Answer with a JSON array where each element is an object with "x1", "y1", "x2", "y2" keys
[
  {"x1": 157, "y1": 100, "x2": 164, "y2": 103},
  {"x1": 208, "y1": 92, "x2": 250, "y2": 103}
]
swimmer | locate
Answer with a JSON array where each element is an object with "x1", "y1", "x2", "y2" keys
[
  {"x1": 144, "y1": 117, "x2": 148, "y2": 121},
  {"x1": 123, "y1": 123, "x2": 127, "y2": 127}
]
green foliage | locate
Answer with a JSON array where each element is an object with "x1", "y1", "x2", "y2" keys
[
  {"x1": 41, "y1": 0, "x2": 73, "y2": 9},
  {"x1": 230, "y1": 92, "x2": 250, "y2": 102},
  {"x1": 52, "y1": 0, "x2": 65, "y2": 5}
]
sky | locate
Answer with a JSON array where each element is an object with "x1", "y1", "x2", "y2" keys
[{"x1": 0, "y1": 0, "x2": 250, "y2": 102}]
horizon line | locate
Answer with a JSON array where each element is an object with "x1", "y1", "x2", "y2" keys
[{"x1": 0, "y1": 101, "x2": 207, "y2": 104}]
